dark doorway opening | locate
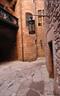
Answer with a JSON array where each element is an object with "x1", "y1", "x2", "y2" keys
[
  {"x1": 0, "y1": 21, "x2": 18, "y2": 63},
  {"x1": 48, "y1": 41, "x2": 54, "y2": 78},
  {"x1": 0, "y1": 33, "x2": 17, "y2": 62},
  {"x1": 0, "y1": 4, "x2": 18, "y2": 63}
]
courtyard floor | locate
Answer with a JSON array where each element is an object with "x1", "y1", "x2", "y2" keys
[{"x1": 0, "y1": 58, "x2": 54, "y2": 96}]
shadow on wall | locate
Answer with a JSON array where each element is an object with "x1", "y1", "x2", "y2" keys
[{"x1": 48, "y1": 41, "x2": 54, "y2": 78}]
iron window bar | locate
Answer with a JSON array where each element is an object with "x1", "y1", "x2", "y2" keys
[{"x1": 33, "y1": 14, "x2": 49, "y2": 17}]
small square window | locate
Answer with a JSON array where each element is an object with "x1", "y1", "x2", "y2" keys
[
  {"x1": 32, "y1": 0, "x2": 35, "y2": 3},
  {"x1": 38, "y1": 23, "x2": 42, "y2": 26},
  {"x1": 38, "y1": 10, "x2": 44, "y2": 26}
]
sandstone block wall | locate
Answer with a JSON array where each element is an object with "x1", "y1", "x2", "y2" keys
[
  {"x1": 0, "y1": 0, "x2": 45, "y2": 61},
  {"x1": 16, "y1": 0, "x2": 45, "y2": 61},
  {"x1": 35, "y1": 0, "x2": 45, "y2": 57},
  {"x1": 44, "y1": 0, "x2": 60, "y2": 95}
]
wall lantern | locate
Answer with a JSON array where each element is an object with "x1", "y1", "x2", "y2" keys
[
  {"x1": 28, "y1": 17, "x2": 35, "y2": 34},
  {"x1": 26, "y1": 12, "x2": 35, "y2": 34}
]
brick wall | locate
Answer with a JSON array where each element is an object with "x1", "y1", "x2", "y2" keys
[{"x1": 45, "y1": 0, "x2": 60, "y2": 95}]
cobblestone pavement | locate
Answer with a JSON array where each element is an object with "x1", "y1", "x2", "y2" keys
[{"x1": 0, "y1": 58, "x2": 54, "y2": 96}]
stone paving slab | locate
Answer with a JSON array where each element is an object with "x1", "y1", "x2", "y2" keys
[
  {"x1": 0, "y1": 58, "x2": 54, "y2": 96},
  {"x1": 27, "y1": 89, "x2": 40, "y2": 96}
]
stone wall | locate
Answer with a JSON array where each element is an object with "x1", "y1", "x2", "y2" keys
[
  {"x1": 35, "y1": 0, "x2": 45, "y2": 57},
  {"x1": 0, "y1": 0, "x2": 45, "y2": 61},
  {"x1": 44, "y1": 0, "x2": 60, "y2": 95},
  {"x1": 16, "y1": 0, "x2": 45, "y2": 61}
]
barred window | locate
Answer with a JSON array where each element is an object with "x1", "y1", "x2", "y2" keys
[{"x1": 38, "y1": 10, "x2": 44, "y2": 26}]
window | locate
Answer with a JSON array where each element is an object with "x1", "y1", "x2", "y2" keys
[
  {"x1": 38, "y1": 10, "x2": 44, "y2": 16},
  {"x1": 38, "y1": 10, "x2": 44, "y2": 26},
  {"x1": 32, "y1": 0, "x2": 35, "y2": 3}
]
